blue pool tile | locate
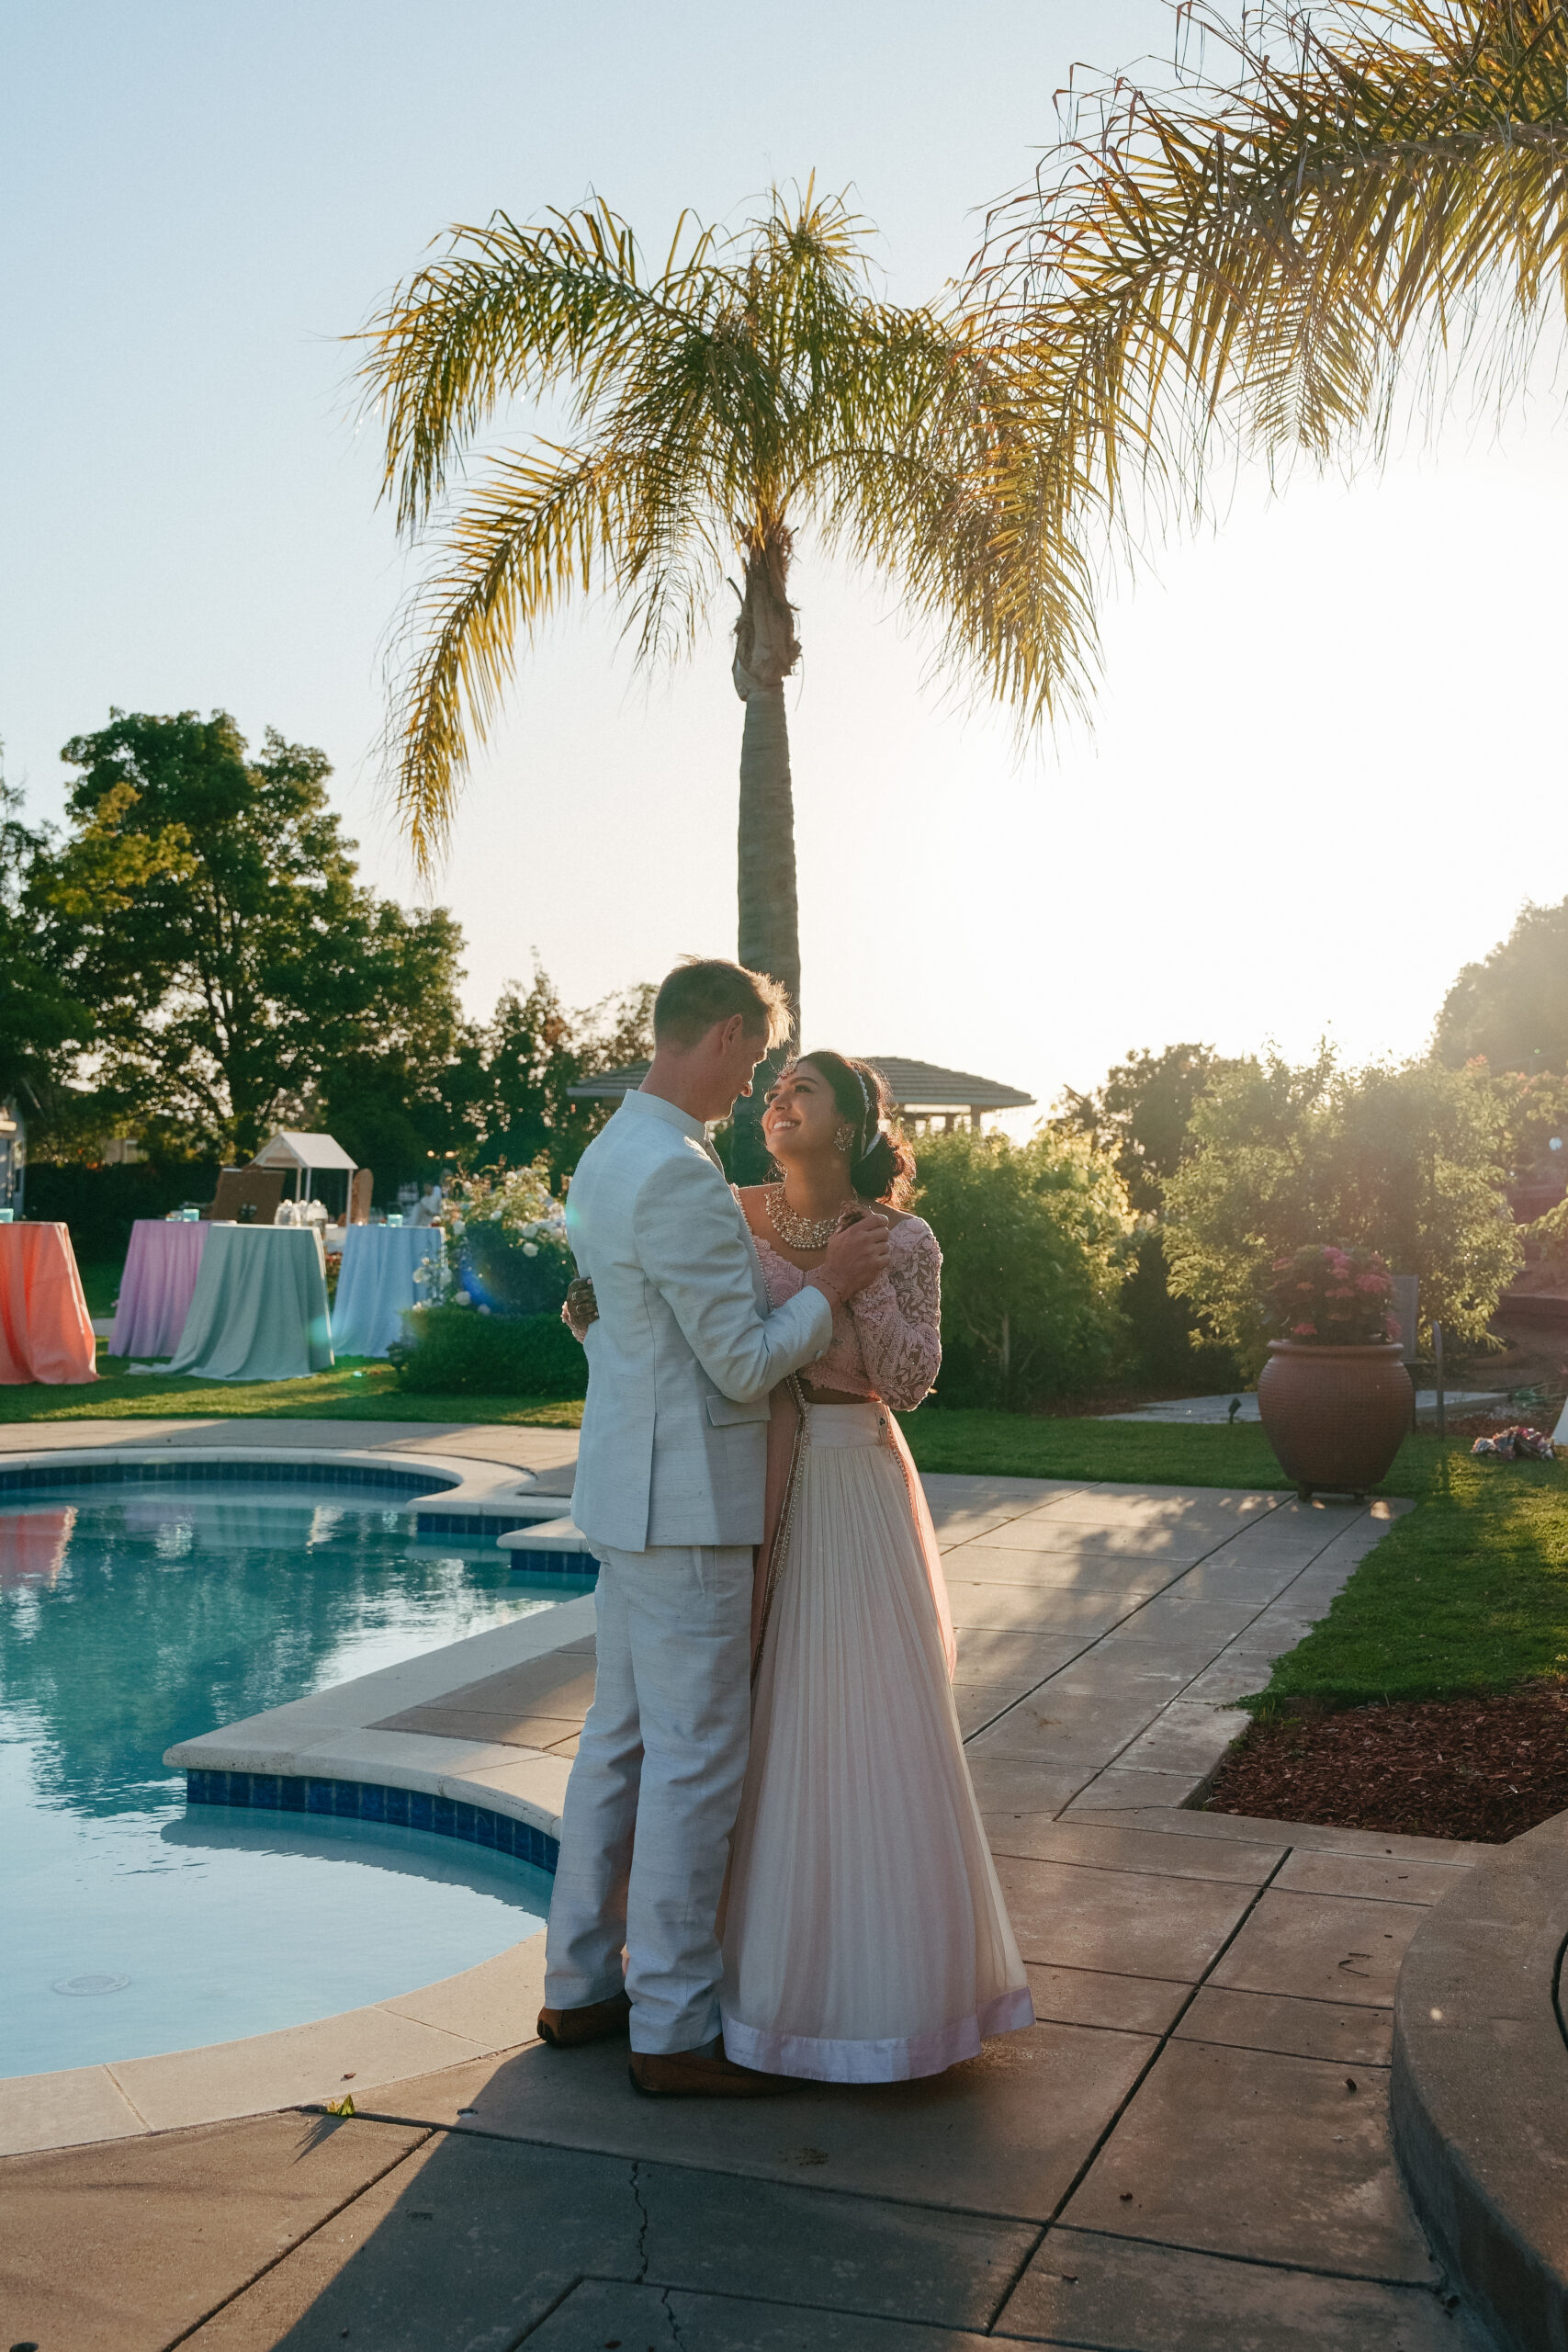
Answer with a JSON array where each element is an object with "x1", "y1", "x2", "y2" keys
[{"x1": 183, "y1": 1770, "x2": 559, "y2": 1875}]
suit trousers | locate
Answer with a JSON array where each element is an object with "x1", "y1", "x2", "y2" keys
[{"x1": 542, "y1": 1541, "x2": 753, "y2": 2054}]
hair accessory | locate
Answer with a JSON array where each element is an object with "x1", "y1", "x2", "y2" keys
[{"x1": 854, "y1": 1069, "x2": 874, "y2": 1154}]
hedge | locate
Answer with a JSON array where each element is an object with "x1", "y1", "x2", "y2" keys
[
  {"x1": 23, "y1": 1162, "x2": 220, "y2": 1263},
  {"x1": 389, "y1": 1306, "x2": 588, "y2": 1397}
]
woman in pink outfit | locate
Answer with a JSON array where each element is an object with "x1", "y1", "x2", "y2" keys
[{"x1": 717, "y1": 1051, "x2": 1033, "y2": 2084}]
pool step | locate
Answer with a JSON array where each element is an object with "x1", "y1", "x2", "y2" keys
[{"x1": 497, "y1": 1517, "x2": 598, "y2": 1580}]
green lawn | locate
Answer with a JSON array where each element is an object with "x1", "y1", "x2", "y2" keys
[
  {"x1": 0, "y1": 1353, "x2": 583, "y2": 1427},
  {"x1": 898, "y1": 1408, "x2": 1293, "y2": 1491},
  {"x1": 77, "y1": 1260, "x2": 127, "y2": 1319},
  {"x1": 1252, "y1": 1446, "x2": 1568, "y2": 1709}
]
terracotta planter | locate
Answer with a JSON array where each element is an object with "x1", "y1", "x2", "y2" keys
[{"x1": 1257, "y1": 1340, "x2": 1412, "y2": 1498}]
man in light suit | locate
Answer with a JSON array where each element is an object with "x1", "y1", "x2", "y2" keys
[{"x1": 538, "y1": 958, "x2": 888, "y2": 2096}]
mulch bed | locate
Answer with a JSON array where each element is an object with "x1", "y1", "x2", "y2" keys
[{"x1": 1203, "y1": 1681, "x2": 1568, "y2": 1843}]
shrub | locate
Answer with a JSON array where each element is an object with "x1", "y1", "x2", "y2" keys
[
  {"x1": 389, "y1": 1306, "x2": 587, "y2": 1396},
  {"x1": 914, "y1": 1128, "x2": 1134, "y2": 1408},
  {"x1": 1119, "y1": 1227, "x2": 1243, "y2": 1391}
]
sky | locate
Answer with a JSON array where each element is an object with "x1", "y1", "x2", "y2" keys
[{"x1": 5, "y1": 0, "x2": 1565, "y2": 1129}]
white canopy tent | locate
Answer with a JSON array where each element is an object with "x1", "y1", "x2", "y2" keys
[{"x1": 251, "y1": 1131, "x2": 356, "y2": 1210}]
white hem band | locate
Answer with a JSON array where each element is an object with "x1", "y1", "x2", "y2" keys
[{"x1": 721, "y1": 1985, "x2": 1036, "y2": 2083}]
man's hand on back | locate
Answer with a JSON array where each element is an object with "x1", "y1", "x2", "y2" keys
[{"x1": 813, "y1": 1211, "x2": 891, "y2": 1304}]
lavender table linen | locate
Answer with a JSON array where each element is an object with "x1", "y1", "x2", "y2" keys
[
  {"x1": 108, "y1": 1219, "x2": 210, "y2": 1360},
  {"x1": 329, "y1": 1224, "x2": 444, "y2": 1358}
]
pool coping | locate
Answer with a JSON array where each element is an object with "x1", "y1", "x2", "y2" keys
[
  {"x1": 1, "y1": 1441, "x2": 597, "y2": 2159},
  {"x1": 0, "y1": 1439, "x2": 561, "y2": 1533}
]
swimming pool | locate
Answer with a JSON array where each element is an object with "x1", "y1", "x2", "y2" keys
[{"x1": 1, "y1": 1475, "x2": 588, "y2": 2077}]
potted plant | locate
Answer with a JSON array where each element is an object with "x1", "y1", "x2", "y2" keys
[{"x1": 1257, "y1": 1243, "x2": 1411, "y2": 1498}]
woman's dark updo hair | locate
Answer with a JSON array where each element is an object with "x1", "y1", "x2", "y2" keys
[{"x1": 792, "y1": 1051, "x2": 916, "y2": 1208}]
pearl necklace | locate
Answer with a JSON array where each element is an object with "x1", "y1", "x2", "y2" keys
[{"x1": 765, "y1": 1181, "x2": 858, "y2": 1250}]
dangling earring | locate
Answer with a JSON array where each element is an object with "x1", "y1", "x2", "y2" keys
[{"x1": 833, "y1": 1121, "x2": 856, "y2": 1155}]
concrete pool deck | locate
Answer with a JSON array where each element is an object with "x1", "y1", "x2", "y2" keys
[{"x1": 0, "y1": 1420, "x2": 1499, "y2": 2348}]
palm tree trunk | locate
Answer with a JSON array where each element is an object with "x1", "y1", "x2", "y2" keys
[
  {"x1": 732, "y1": 528, "x2": 802, "y2": 1030},
  {"x1": 736, "y1": 682, "x2": 800, "y2": 1024},
  {"x1": 729, "y1": 526, "x2": 802, "y2": 1181}
]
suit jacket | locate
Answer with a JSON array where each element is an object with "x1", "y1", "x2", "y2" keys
[{"x1": 565, "y1": 1091, "x2": 834, "y2": 1551}]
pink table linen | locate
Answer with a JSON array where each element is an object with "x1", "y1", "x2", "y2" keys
[
  {"x1": 109, "y1": 1218, "x2": 211, "y2": 1360},
  {"x1": 0, "y1": 1223, "x2": 98, "y2": 1385}
]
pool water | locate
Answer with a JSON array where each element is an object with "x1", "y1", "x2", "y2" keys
[{"x1": 1, "y1": 1481, "x2": 587, "y2": 2077}]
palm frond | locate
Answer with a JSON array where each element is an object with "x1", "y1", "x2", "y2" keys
[
  {"x1": 357, "y1": 199, "x2": 725, "y2": 533},
  {"x1": 383, "y1": 443, "x2": 629, "y2": 870},
  {"x1": 979, "y1": 0, "x2": 1568, "y2": 546}
]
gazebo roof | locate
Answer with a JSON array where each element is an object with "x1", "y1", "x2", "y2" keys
[
  {"x1": 251, "y1": 1130, "x2": 357, "y2": 1172},
  {"x1": 567, "y1": 1057, "x2": 1034, "y2": 1112}
]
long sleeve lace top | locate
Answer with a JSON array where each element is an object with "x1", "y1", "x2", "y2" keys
[{"x1": 753, "y1": 1216, "x2": 942, "y2": 1413}]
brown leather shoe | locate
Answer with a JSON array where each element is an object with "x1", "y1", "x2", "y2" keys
[
  {"x1": 628, "y1": 2045, "x2": 789, "y2": 2098},
  {"x1": 536, "y1": 1991, "x2": 632, "y2": 2049}
]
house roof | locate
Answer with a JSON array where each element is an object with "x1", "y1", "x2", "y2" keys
[
  {"x1": 567, "y1": 1057, "x2": 1034, "y2": 1112},
  {"x1": 251, "y1": 1131, "x2": 357, "y2": 1172}
]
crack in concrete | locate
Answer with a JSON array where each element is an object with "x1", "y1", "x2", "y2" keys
[
  {"x1": 659, "y1": 2281, "x2": 688, "y2": 2348},
  {"x1": 629, "y1": 2157, "x2": 651, "y2": 2283}
]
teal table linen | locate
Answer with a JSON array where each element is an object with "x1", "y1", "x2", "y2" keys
[{"x1": 166, "y1": 1226, "x2": 333, "y2": 1381}]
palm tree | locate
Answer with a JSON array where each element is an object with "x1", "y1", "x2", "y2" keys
[
  {"x1": 358, "y1": 187, "x2": 1092, "y2": 1049},
  {"x1": 976, "y1": 1, "x2": 1568, "y2": 609}
]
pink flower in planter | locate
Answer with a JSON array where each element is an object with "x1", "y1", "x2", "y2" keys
[{"x1": 1292, "y1": 1320, "x2": 1317, "y2": 1336}]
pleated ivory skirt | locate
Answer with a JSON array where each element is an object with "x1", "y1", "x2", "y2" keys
[{"x1": 720, "y1": 1401, "x2": 1034, "y2": 2083}]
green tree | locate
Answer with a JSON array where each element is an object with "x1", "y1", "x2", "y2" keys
[
  {"x1": 1163, "y1": 1049, "x2": 1522, "y2": 1370},
  {"x1": 915, "y1": 1127, "x2": 1134, "y2": 1406},
  {"x1": 357, "y1": 185, "x2": 1087, "y2": 1173},
  {"x1": 1055, "y1": 1044, "x2": 1244, "y2": 1388},
  {"x1": 0, "y1": 774, "x2": 94, "y2": 1114},
  {"x1": 453, "y1": 963, "x2": 655, "y2": 1191},
  {"x1": 1435, "y1": 897, "x2": 1568, "y2": 1077},
  {"x1": 39, "y1": 710, "x2": 467, "y2": 1171},
  {"x1": 1055, "y1": 1043, "x2": 1237, "y2": 1216}
]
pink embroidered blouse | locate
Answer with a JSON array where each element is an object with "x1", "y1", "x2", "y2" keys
[{"x1": 753, "y1": 1216, "x2": 942, "y2": 1413}]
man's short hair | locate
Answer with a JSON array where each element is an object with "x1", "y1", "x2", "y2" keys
[{"x1": 653, "y1": 958, "x2": 792, "y2": 1049}]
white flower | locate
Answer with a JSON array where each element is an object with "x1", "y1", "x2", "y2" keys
[
  {"x1": 522, "y1": 1242, "x2": 539, "y2": 1258},
  {"x1": 454, "y1": 1289, "x2": 471, "y2": 1306}
]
